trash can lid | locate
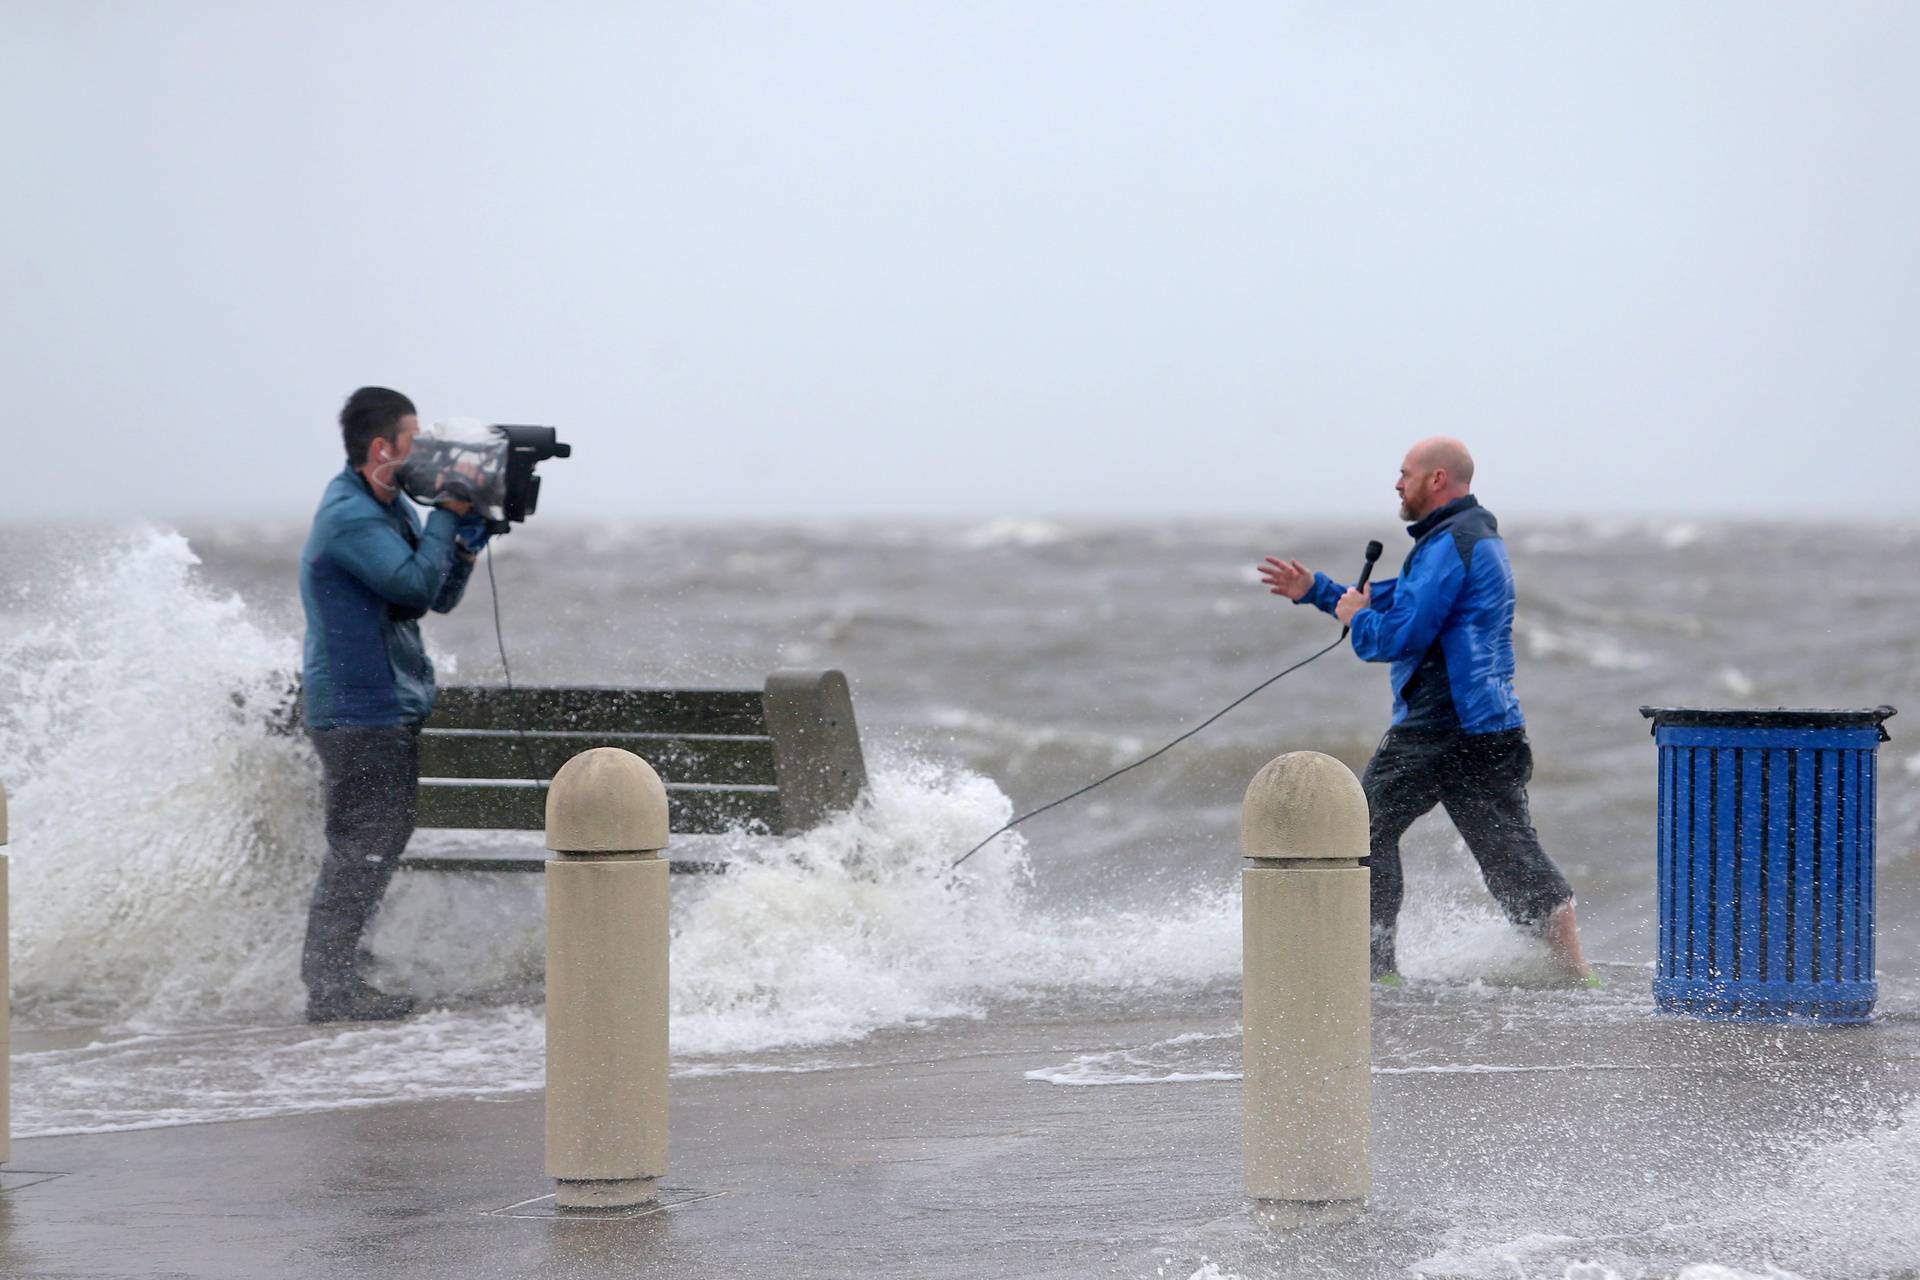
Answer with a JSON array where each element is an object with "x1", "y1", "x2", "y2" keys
[{"x1": 1639, "y1": 705, "x2": 1896, "y2": 740}]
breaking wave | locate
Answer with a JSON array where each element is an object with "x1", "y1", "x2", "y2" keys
[
  {"x1": 0, "y1": 531, "x2": 317, "y2": 1026},
  {"x1": 0, "y1": 530, "x2": 1247, "y2": 1044}
]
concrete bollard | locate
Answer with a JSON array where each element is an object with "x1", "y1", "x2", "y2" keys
[
  {"x1": 1241, "y1": 751, "x2": 1370, "y2": 1226},
  {"x1": 544, "y1": 748, "x2": 670, "y2": 1211}
]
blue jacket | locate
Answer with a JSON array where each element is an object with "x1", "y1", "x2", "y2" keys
[
  {"x1": 1298, "y1": 495, "x2": 1524, "y2": 735},
  {"x1": 300, "y1": 465, "x2": 476, "y2": 729}
]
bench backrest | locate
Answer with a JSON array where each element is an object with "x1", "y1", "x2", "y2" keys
[{"x1": 417, "y1": 669, "x2": 867, "y2": 836}]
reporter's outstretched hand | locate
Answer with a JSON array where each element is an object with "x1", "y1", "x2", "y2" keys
[{"x1": 1257, "y1": 557, "x2": 1314, "y2": 602}]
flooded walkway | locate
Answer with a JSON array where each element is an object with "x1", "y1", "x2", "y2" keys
[{"x1": 6, "y1": 968, "x2": 1918, "y2": 1279}]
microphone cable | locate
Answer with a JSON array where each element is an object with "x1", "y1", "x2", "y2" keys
[
  {"x1": 948, "y1": 632, "x2": 1347, "y2": 868},
  {"x1": 949, "y1": 540, "x2": 1386, "y2": 869},
  {"x1": 483, "y1": 542, "x2": 550, "y2": 788}
]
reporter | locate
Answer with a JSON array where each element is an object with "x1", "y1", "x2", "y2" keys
[{"x1": 1259, "y1": 438, "x2": 1590, "y2": 984}]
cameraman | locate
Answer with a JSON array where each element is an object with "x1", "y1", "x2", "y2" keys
[{"x1": 297, "y1": 386, "x2": 490, "y2": 1023}]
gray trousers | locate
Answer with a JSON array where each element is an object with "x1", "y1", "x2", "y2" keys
[
  {"x1": 302, "y1": 723, "x2": 420, "y2": 995},
  {"x1": 1361, "y1": 726, "x2": 1574, "y2": 973}
]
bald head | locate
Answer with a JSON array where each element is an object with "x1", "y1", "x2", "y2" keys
[
  {"x1": 1409, "y1": 437, "x2": 1474, "y2": 487},
  {"x1": 1397, "y1": 437, "x2": 1476, "y2": 521}
]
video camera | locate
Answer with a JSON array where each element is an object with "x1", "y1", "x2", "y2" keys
[{"x1": 396, "y1": 419, "x2": 572, "y2": 535}]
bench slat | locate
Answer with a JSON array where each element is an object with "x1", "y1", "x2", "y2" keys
[
  {"x1": 428, "y1": 686, "x2": 766, "y2": 736},
  {"x1": 419, "y1": 730, "x2": 778, "y2": 786},
  {"x1": 399, "y1": 850, "x2": 730, "y2": 875},
  {"x1": 417, "y1": 780, "x2": 782, "y2": 834}
]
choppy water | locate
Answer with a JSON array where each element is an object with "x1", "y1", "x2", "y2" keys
[{"x1": 2, "y1": 516, "x2": 1918, "y2": 1278}]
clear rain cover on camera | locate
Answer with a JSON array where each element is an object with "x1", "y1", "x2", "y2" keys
[{"x1": 397, "y1": 418, "x2": 509, "y2": 520}]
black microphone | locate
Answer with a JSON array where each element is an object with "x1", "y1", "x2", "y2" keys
[
  {"x1": 1355, "y1": 540, "x2": 1384, "y2": 590},
  {"x1": 1340, "y1": 540, "x2": 1385, "y2": 638}
]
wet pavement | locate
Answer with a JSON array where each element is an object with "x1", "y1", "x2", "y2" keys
[{"x1": 5, "y1": 969, "x2": 1920, "y2": 1279}]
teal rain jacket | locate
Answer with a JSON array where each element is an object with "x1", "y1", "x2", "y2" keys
[
  {"x1": 300, "y1": 465, "x2": 475, "y2": 729},
  {"x1": 1297, "y1": 495, "x2": 1525, "y2": 735}
]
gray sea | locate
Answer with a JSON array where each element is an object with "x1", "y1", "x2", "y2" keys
[{"x1": 1, "y1": 515, "x2": 1917, "y2": 1277}]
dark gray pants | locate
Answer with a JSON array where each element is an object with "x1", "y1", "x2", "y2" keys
[
  {"x1": 1361, "y1": 726, "x2": 1574, "y2": 974},
  {"x1": 303, "y1": 723, "x2": 420, "y2": 996}
]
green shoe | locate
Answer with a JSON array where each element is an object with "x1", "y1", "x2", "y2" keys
[{"x1": 1373, "y1": 970, "x2": 1405, "y2": 988}]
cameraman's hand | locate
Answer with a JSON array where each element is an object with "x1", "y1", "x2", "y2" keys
[
  {"x1": 454, "y1": 514, "x2": 492, "y2": 557},
  {"x1": 1257, "y1": 557, "x2": 1314, "y2": 601},
  {"x1": 434, "y1": 467, "x2": 477, "y2": 517}
]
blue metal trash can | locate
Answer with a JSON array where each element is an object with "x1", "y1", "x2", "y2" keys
[{"x1": 1640, "y1": 706, "x2": 1896, "y2": 1023}]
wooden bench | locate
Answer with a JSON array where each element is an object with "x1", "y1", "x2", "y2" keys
[{"x1": 400, "y1": 669, "x2": 868, "y2": 874}]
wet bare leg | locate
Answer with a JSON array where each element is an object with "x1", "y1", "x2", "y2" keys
[{"x1": 1544, "y1": 901, "x2": 1590, "y2": 981}]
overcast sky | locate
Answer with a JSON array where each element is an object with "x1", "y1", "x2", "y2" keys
[{"x1": 4, "y1": 3, "x2": 1915, "y2": 523}]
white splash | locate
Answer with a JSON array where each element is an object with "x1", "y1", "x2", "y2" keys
[
  {"x1": 1026, "y1": 1030, "x2": 1241, "y2": 1087},
  {"x1": 1395, "y1": 894, "x2": 1571, "y2": 986},
  {"x1": 13, "y1": 1008, "x2": 544, "y2": 1136},
  {"x1": 959, "y1": 518, "x2": 1071, "y2": 549},
  {"x1": 667, "y1": 755, "x2": 1242, "y2": 1054},
  {"x1": 0, "y1": 530, "x2": 319, "y2": 1026},
  {"x1": 1024, "y1": 1028, "x2": 1655, "y2": 1088},
  {"x1": 1660, "y1": 522, "x2": 1707, "y2": 550},
  {"x1": 1518, "y1": 619, "x2": 1653, "y2": 672},
  {"x1": 1417, "y1": 1093, "x2": 1920, "y2": 1277}
]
